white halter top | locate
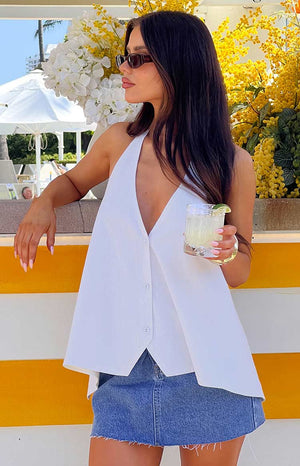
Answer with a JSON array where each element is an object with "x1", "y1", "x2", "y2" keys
[{"x1": 64, "y1": 132, "x2": 265, "y2": 400}]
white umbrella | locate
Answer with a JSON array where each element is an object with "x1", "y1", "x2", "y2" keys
[{"x1": 0, "y1": 69, "x2": 96, "y2": 194}]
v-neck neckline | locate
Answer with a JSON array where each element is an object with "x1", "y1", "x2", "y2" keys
[{"x1": 134, "y1": 132, "x2": 184, "y2": 238}]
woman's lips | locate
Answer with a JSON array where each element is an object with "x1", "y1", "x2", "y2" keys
[{"x1": 122, "y1": 78, "x2": 135, "y2": 89}]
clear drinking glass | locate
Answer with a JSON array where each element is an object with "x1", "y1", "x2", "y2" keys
[{"x1": 184, "y1": 204, "x2": 225, "y2": 257}]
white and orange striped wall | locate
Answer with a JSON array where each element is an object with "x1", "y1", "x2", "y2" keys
[{"x1": 1, "y1": 232, "x2": 300, "y2": 465}]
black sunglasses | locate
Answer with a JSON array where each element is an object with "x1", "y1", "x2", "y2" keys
[{"x1": 115, "y1": 53, "x2": 153, "y2": 69}]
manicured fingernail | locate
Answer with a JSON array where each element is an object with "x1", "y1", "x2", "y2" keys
[
  {"x1": 29, "y1": 259, "x2": 33, "y2": 269},
  {"x1": 212, "y1": 249, "x2": 220, "y2": 256},
  {"x1": 216, "y1": 229, "x2": 223, "y2": 233},
  {"x1": 23, "y1": 262, "x2": 28, "y2": 273},
  {"x1": 50, "y1": 246, "x2": 54, "y2": 255},
  {"x1": 20, "y1": 258, "x2": 23, "y2": 268},
  {"x1": 211, "y1": 241, "x2": 219, "y2": 247},
  {"x1": 14, "y1": 250, "x2": 17, "y2": 258}
]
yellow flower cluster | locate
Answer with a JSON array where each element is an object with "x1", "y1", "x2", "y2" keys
[
  {"x1": 82, "y1": 4, "x2": 125, "y2": 78},
  {"x1": 217, "y1": 0, "x2": 300, "y2": 197},
  {"x1": 213, "y1": 10, "x2": 262, "y2": 77},
  {"x1": 129, "y1": 0, "x2": 199, "y2": 16},
  {"x1": 253, "y1": 137, "x2": 288, "y2": 198},
  {"x1": 222, "y1": 0, "x2": 300, "y2": 114}
]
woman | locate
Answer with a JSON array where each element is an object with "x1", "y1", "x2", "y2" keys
[{"x1": 14, "y1": 11, "x2": 265, "y2": 466}]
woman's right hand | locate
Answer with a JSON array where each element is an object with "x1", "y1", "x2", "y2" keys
[{"x1": 14, "y1": 196, "x2": 56, "y2": 272}]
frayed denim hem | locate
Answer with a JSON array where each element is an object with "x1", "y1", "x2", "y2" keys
[
  {"x1": 90, "y1": 435, "x2": 158, "y2": 448},
  {"x1": 90, "y1": 434, "x2": 222, "y2": 455},
  {"x1": 181, "y1": 443, "x2": 222, "y2": 456}
]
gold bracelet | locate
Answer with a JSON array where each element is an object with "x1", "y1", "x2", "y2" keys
[{"x1": 210, "y1": 235, "x2": 239, "y2": 266}]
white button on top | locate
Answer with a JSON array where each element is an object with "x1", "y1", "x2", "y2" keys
[
  {"x1": 145, "y1": 283, "x2": 150, "y2": 290},
  {"x1": 144, "y1": 327, "x2": 151, "y2": 333}
]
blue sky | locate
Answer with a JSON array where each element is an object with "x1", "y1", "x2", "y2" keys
[{"x1": 0, "y1": 20, "x2": 69, "y2": 86}]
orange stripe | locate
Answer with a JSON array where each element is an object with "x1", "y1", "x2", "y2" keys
[
  {"x1": 1, "y1": 242, "x2": 300, "y2": 293},
  {"x1": 0, "y1": 354, "x2": 299, "y2": 427},
  {"x1": 0, "y1": 360, "x2": 92, "y2": 427},
  {"x1": 253, "y1": 353, "x2": 300, "y2": 419},
  {"x1": 239, "y1": 243, "x2": 300, "y2": 289},
  {"x1": 0, "y1": 246, "x2": 86, "y2": 293}
]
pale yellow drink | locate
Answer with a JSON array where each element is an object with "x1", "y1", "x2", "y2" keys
[{"x1": 184, "y1": 204, "x2": 225, "y2": 257}]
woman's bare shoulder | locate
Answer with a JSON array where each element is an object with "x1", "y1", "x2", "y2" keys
[
  {"x1": 230, "y1": 144, "x2": 256, "y2": 197},
  {"x1": 234, "y1": 144, "x2": 253, "y2": 169},
  {"x1": 104, "y1": 122, "x2": 133, "y2": 151},
  {"x1": 101, "y1": 122, "x2": 135, "y2": 172},
  {"x1": 105, "y1": 121, "x2": 132, "y2": 138},
  {"x1": 232, "y1": 144, "x2": 255, "y2": 183}
]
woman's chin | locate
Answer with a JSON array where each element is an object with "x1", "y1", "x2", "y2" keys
[{"x1": 125, "y1": 96, "x2": 142, "y2": 104}]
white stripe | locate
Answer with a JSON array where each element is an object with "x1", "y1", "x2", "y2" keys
[
  {"x1": 0, "y1": 235, "x2": 91, "y2": 246},
  {"x1": 0, "y1": 420, "x2": 299, "y2": 465},
  {"x1": 0, "y1": 293, "x2": 76, "y2": 360},
  {"x1": 1, "y1": 289, "x2": 300, "y2": 360},
  {"x1": 0, "y1": 425, "x2": 91, "y2": 466},
  {"x1": 232, "y1": 288, "x2": 300, "y2": 353},
  {"x1": 2, "y1": 230, "x2": 300, "y2": 246},
  {"x1": 239, "y1": 420, "x2": 300, "y2": 466},
  {"x1": 252, "y1": 231, "x2": 300, "y2": 243}
]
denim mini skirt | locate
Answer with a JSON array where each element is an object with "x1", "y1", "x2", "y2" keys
[{"x1": 91, "y1": 349, "x2": 265, "y2": 447}]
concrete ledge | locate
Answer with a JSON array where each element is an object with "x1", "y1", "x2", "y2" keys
[
  {"x1": 253, "y1": 199, "x2": 300, "y2": 231},
  {"x1": 0, "y1": 198, "x2": 300, "y2": 234},
  {"x1": 0, "y1": 200, "x2": 101, "y2": 234},
  {"x1": 55, "y1": 202, "x2": 84, "y2": 233}
]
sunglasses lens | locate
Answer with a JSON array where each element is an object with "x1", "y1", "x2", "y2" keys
[
  {"x1": 128, "y1": 55, "x2": 142, "y2": 69},
  {"x1": 116, "y1": 54, "x2": 151, "y2": 69},
  {"x1": 116, "y1": 55, "x2": 125, "y2": 68}
]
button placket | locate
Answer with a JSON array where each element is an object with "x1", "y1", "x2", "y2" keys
[{"x1": 142, "y1": 236, "x2": 153, "y2": 338}]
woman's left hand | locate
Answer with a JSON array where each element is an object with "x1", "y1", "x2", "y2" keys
[{"x1": 208, "y1": 224, "x2": 238, "y2": 263}]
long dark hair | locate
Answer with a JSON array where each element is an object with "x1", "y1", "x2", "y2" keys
[{"x1": 125, "y1": 11, "x2": 249, "y2": 249}]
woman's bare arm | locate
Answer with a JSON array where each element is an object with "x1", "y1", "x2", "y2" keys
[{"x1": 208, "y1": 147, "x2": 256, "y2": 288}]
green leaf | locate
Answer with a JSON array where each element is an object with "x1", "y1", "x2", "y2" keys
[
  {"x1": 246, "y1": 133, "x2": 259, "y2": 155},
  {"x1": 253, "y1": 87, "x2": 265, "y2": 100},
  {"x1": 278, "y1": 108, "x2": 297, "y2": 133},
  {"x1": 245, "y1": 85, "x2": 257, "y2": 92},
  {"x1": 259, "y1": 102, "x2": 271, "y2": 124},
  {"x1": 282, "y1": 168, "x2": 295, "y2": 186},
  {"x1": 229, "y1": 102, "x2": 249, "y2": 115},
  {"x1": 245, "y1": 85, "x2": 264, "y2": 100},
  {"x1": 244, "y1": 125, "x2": 256, "y2": 138},
  {"x1": 274, "y1": 149, "x2": 293, "y2": 169}
]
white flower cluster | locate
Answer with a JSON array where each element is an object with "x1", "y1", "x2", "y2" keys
[
  {"x1": 85, "y1": 74, "x2": 139, "y2": 125},
  {"x1": 42, "y1": 10, "x2": 141, "y2": 126}
]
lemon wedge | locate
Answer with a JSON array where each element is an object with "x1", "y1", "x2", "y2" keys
[{"x1": 212, "y1": 203, "x2": 231, "y2": 213}]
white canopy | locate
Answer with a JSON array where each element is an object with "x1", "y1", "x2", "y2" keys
[
  {"x1": 0, "y1": 69, "x2": 96, "y2": 194},
  {"x1": 0, "y1": 69, "x2": 94, "y2": 134}
]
